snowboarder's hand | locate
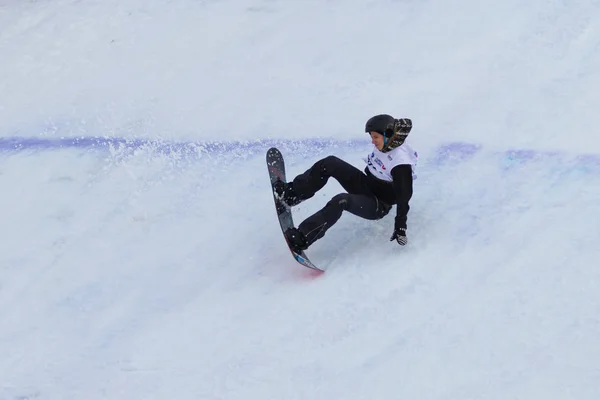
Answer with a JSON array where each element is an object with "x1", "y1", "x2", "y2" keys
[{"x1": 390, "y1": 228, "x2": 407, "y2": 246}]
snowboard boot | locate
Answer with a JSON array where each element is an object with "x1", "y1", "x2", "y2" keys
[
  {"x1": 273, "y1": 179, "x2": 303, "y2": 207},
  {"x1": 284, "y1": 227, "x2": 309, "y2": 253}
]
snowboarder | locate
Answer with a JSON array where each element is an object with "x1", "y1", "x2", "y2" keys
[{"x1": 273, "y1": 114, "x2": 417, "y2": 253}]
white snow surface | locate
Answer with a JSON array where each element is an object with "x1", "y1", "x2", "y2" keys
[{"x1": 1, "y1": 1, "x2": 600, "y2": 399}]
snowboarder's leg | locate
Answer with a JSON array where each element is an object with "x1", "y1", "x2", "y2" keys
[
  {"x1": 289, "y1": 192, "x2": 391, "y2": 249},
  {"x1": 286, "y1": 156, "x2": 371, "y2": 205}
]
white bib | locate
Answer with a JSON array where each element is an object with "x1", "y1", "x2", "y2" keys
[{"x1": 365, "y1": 142, "x2": 418, "y2": 181}]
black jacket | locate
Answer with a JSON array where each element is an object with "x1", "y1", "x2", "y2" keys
[{"x1": 364, "y1": 165, "x2": 413, "y2": 230}]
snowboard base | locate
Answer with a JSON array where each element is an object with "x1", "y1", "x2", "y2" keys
[{"x1": 266, "y1": 147, "x2": 323, "y2": 272}]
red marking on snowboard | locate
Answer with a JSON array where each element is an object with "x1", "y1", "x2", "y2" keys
[{"x1": 300, "y1": 269, "x2": 325, "y2": 280}]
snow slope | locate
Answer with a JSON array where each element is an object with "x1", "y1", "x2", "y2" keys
[{"x1": 1, "y1": 1, "x2": 600, "y2": 399}]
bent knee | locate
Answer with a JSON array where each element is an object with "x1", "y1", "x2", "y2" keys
[
  {"x1": 330, "y1": 193, "x2": 350, "y2": 209},
  {"x1": 322, "y1": 155, "x2": 342, "y2": 165}
]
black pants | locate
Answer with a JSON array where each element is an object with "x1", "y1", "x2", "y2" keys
[{"x1": 292, "y1": 156, "x2": 391, "y2": 246}]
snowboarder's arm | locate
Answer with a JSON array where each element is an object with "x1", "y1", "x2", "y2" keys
[{"x1": 390, "y1": 164, "x2": 413, "y2": 230}]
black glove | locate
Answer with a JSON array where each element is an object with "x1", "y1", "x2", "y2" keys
[{"x1": 390, "y1": 228, "x2": 407, "y2": 246}]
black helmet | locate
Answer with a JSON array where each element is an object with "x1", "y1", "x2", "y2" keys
[
  {"x1": 365, "y1": 114, "x2": 396, "y2": 138},
  {"x1": 365, "y1": 114, "x2": 413, "y2": 153}
]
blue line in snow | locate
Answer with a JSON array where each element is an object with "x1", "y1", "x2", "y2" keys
[
  {"x1": 0, "y1": 136, "x2": 364, "y2": 156},
  {"x1": 1, "y1": 136, "x2": 599, "y2": 173}
]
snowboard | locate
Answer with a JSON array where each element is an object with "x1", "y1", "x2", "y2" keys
[{"x1": 266, "y1": 147, "x2": 322, "y2": 271}]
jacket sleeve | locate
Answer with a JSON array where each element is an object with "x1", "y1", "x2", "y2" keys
[{"x1": 390, "y1": 164, "x2": 414, "y2": 230}]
